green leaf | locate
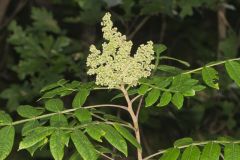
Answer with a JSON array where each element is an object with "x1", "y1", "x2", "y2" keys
[
  {"x1": 224, "y1": 143, "x2": 240, "y2": 160},
  {"x1": 17, "y1": 105, "x2": 44, "y2": 118},
  {"x1": 101, "y1": 124, "x2": 128, "y2": 156},
  {"x1": 0, "y1": 126, "x2": 15, "y2": 160},
  {"x1": 19, "y1": 127, "x2": 55, "y2": 150},
  {"x1": 40, "y1": 79, "x2": 68, "y2": 92},
  {"x1": 71, "y1": 130, "x2": 98, "y2": 160},
  {"x1": 103, "y1": 114, "x2": 126, "y2": 124},
  {"x1": 157, "y1": 65, "x2": 183, "y2": 74},
  {"x1": 170, "y1": 74, "x2": 191, "y2": 90},
  {"x1": 113, "y1": 124, "x2": 141, "y2": 149},
  {"x1": 154, "y1": 44, "x2": 167, "y2": 54},
  {"x1": 200, "y1": 142, "x2": 220, "y2": 160},
  {"x1": 202, "y1": 67, "x2": 219, "y2": 89},
  {"x1": 152, "y1": 77, "x2": 173, "y2": 88},
  {"x1": 45, "y1": 98, "x2": 64, "y2": 112},
  {"x1": 72, "y1": 89, "x2": 90, "y2": 108},
  {"x1": 27, "y1": 138, "x2": 48, "y2": 156},
  {"x1": 22, "y1": 120, "x2": 40, "y2": 136},
  {"x1": 183, "y1": 89, "x2": 195, "y2": 97},
  {"x1": 52, "y1": 36, "x2": 70, "y2": 52},
  {"x1": 158, "y1": 92, "x2": 172, "y2": 107},
  {"x1": 138, "y1": 84, "x2": 150, "y2": 95},
  {"x1": 75, "y1": 108, "x2": 92, "y2": 123},
  {"x1": 225, "y1": 61, "x2": 240, "y2": 87},
  {"x1": 41, "y1": 87, "x2": 73, "y2": 99},
  {"x1": 69, "y1": 152, "x2": 83, "y2": 160},
  {"x1": 31, "y1": 7, "x2": 60, "y2": 33},
  {"x1": 145, "y1": 89, "x2": 161, "y2": 107},
  {"x1": 178, "y1": 0, "x2": 203, "y2": 17},
  {"x1": 0, "y1": 111, "x2": 12, "y2": 124},
  {"x1": 174, "y1": 137, "x2": 193, "y2": 147},
  {"x1": 86, "y1": 124, "x2": 105, "y2": 142},
  {"x1": 50, "y1": 114, "x2": 68, "y2": 127},
  {"x1": 160, "y1": 148, "x2": 180, "y2": 160},
  {"x1": 192, "y1": 85, "x2": 206, "y2": 91},
  {"x1": 171, "y1": 93, "x2": 184, "y2": 109},
  {"x1": 181, "y1": 146, "x2": 201, "y2": 160},
  {"x1": 50, "y1": 130, "x2": 69, "y2": 160}
]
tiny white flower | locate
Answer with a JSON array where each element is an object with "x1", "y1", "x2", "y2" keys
[{"x1": 87, "y1": 12, "x2": 155, "y2": 88}]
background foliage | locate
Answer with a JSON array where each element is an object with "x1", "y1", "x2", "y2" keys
[{"x1": 0, "y1": 0, "x2": 240, "y2": 159}]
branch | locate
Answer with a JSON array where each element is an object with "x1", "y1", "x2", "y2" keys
[
  {"x1": 182, "y1": 57, "x2": 240, "y2": 75},
  {"x1": 97, "y1": 151, "x2": 114, "y2": 160},
  {"x1": 120, "y1": 85, "x2": 143, "y2": 160},
  {"x1": 143, "y1": 140, "x2": 240, "y2": 160},
  {"x1": 0, "y1": 0, "x2": 28, "y2": 31},
  {"x1": 91, "y1": 113, "x2": 135, "y2": 130},
  {"x1": 136, "y1": 96, "x2": 143, "y2": 119},
  {"x1": 60, "y1": 121, "x2": 134, "y2": 131},
  {"x1": 0, "y1": 104, "x2": 128, "y2": 127},
  {"x1": 0, "y1": 0, "x2": 11, "y2": 25}
]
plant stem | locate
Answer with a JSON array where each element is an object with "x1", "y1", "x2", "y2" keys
[
  {"x1": 120, "y1": 85, "x2": 142, "y2": 160},
  {"x1": 143, "y1": 140, "x2": 240, "y2": 160},
  {"x1": 0, "y1": 104, "x2": 127, "y2": 127},
  {"x1": 182, "y1": 57, "x2": 240, "y2": 75}
]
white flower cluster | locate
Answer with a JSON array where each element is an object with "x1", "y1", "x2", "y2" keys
[{"x1": 87, "y1": 13, "x2": 155, "y2": 88}]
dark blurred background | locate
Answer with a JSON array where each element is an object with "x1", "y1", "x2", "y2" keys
[{"x1": 0, "y1": 0, "x2": 240, "y2": 159}]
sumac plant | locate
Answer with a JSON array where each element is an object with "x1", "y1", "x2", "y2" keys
[{"x1": 1, "y1": 13, "x2": 240, "y2": 160}]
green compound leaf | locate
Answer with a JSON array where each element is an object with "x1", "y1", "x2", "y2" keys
[
  {"x1": 224, "y1": 143, "x2": 240, "y2": 160},
  {"x1": 17, "y1": 105, "x2": 45, "y2": 118},
  {"x1": 19, "y1": 127, "x2": 55, "y2": 150},
  {"x1": 171, "y1": 93, "x2": 184, "y2": 109},
  {"x1": 182, "y1": 145, "x2": 201, "y2": 160},
  {"x1": 160, "y1": 148, "x2": 180, "y2": 160},
  {"x1": 113, "y1": 124, "x2": 141, "y2": 149},
  {"x1": 200, "y1": 142, "x2": 221, "y2": 160},
  {"x1": 202, "y1": 67, "x2": 219, "y2": 89},
  {"x1": 158, "y1": 91, "x2": 172, "y2": 107},
  {"x1": 0, "y1": 126, "x2": 15, "y2": 160},
  {"x1": 86, "y1": 124, "x2": 105, "y2": 142},
  {"x1": 50, "y1": 130, "x2": 69, "y2": 160},
  {"x1": 75, "y1": 108, "x2": 92, "y2": 123},
  {"x1": 225, "y1": 61, "x2": 240, "y2": 87},
  {"x1": 45, "y1": 98, "x2": 64, "y2": 112},
  {"x1": 145, "y1": 89, "x2": 161, "y2": 107},
  {"x1": 174, "y1": 137, "x2": 193, "y2": 147},
  {"x1": 101, "y1": 124, "x2": 128, "y2": 156},
  {"x1": 71, "y1": 130, "x2": 98, "y2": 160},
  {"x1": 72, "y1": 89, "x2": 90, "y2": 108}
]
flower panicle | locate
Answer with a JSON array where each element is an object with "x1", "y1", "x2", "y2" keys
[{"x1": 87, "y1": 12, "x2": 155, "y2": 88}]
